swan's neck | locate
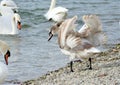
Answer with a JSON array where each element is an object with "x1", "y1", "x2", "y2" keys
[
  {"x1": 11, "y1": 18, "x2": 18, "y2": 34},
  {"x1": 49, "y1": 0, "x2": 56, "y2": 11}
]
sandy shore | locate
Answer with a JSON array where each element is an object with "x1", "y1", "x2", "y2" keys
[{"x1": 22, "y1": 44, "x2": 120, "y2": 85}]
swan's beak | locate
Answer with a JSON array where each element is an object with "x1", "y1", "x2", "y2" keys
[
  {"x1": 17, "y1": 21, "x2": 22, "y2": 30},
  {"x1": 4, "y1": 50, "x2": 10, "y2": 65},
  {"x1": 48, "y1": 31, "x2": 53, "y2": 41}
]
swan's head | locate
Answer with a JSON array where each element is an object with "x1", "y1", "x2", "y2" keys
[
  {"x1": 48, "y1": 21, "x2": 63, "y2": 41},
  {"x1": 13, "y1": 13, "x2": 22, "y2": 30},
  {"x1": 0, "y1": 0, "x2": 18, "y2": 12},
  {"x1": 0, "y1": 0, "x2": 18, "y2": 8}
]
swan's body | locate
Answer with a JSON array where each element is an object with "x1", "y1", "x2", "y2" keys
[
  {"x1": 44, "y1": 0, "x2": 68, "y2": 22},
  {"x1": 0, "y1": 7, "x2": 21, "y2": 34},
  {"x1": 0, "y1": 40, "x2": 10, "y2": 84},
  {"x1": 48, "y1": 15, "x2": 107, "y2": 72},
  {"x1": 0, "y1": 5, "x2": 14, "y2": 15}
]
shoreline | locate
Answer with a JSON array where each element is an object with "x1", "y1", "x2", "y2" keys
[{"x1": 22, "y1": 44, "x2": 120, "y2": 85}]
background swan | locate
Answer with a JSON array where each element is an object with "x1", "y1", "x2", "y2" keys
[
  {"x1": 0, "y1": 8, "x2": 21, "y2": 34},
  {"x1": 0, "y1": 40, "x2": 10, "y2": 84},
  {"x1": 44, "y1": 0, "x2": 68, "y2": 22}
]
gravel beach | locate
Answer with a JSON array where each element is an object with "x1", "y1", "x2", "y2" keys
[{"x1": 22, "y1": 44, "x2": 120, "y2": 85}]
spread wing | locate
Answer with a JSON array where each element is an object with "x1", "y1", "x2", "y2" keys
[
  {"x1": 78, "y1": 15, "x2": 107, "y2": 45},
  {"x1": 58, "y1": 16, "x2": 78, "y2": 48}
]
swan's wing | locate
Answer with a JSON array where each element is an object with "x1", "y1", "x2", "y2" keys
[
  {"x1": 66, "y1": 34, "x2": 82, "y2": 48},
  {"x1": 66, "y1": 34, "x2": 97, "y2": 51},
  {"x1": 60, "y1": 16, "x2": 82, "y2": 48},
  {"x1": 78, "y1": 15, "x2": 102, "y2": 36},
  {"x1": 83, "y1": 15, "x2": 102, "y2": 32},
  {"x1": 78, "y1": 15, "x2": 107, "y2": 45},
  {"x1": 58, "y1": 16, "x2": 78, "y2": 48},
  {"x1": 92, "y1": 32, "x2": 107, "y2": 46}
]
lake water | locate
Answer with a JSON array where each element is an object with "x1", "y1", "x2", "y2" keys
[{"x1": 0, "y1": 0, "x2": 120, "y2": 84}]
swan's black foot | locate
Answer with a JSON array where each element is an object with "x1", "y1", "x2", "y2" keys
[
  {"x1": 70, "y1": 69, "x2": 74, "y2": 72},
  {"x1": 89, "y1": 67, "x2": 92, "y2": 70}
]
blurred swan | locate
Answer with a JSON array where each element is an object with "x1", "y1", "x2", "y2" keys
[
  {"x1": 44, "y1": 0, "x2": 68, "y2": 22},
  {"x1": 0, "y1": 40, "x2": 11, "y2": 84},
  {"x1": 0, "y1": 9, "x2": 21, "y2": 34},
  {"x1": 48, "y1": 15, "x2": 107, "y2": 72},
  {"x1": 0, "y1": 0, "x2": 18, "y2": 15}
]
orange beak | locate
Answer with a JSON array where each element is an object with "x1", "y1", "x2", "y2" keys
[
  {"x1": 17, "y1": 21, "x2": 22, "y2": 30},
  {"x1": 4, "y1": 54, "x2": 9, "y2": 65}
]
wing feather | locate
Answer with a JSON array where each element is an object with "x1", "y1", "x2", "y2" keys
[{"x1": 66, "y1": 34, "x2": 81, "y2": 48}]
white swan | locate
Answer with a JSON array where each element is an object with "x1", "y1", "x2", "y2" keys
[
  {"x1": 0, "y1": 40, "x2": 10, "y2": 84},
  {"x1": 48, "y1": 15, "x2": 107, "y2": 72},
  {"x1": 44, "y1": 0, "x2": 68, "y2": 22},
  {"x1": 0, "y1": 7, "x2": 21, "y2": 34},
  {"x1": 0, "y1": 0, "x2": 18, "y2": 15}
]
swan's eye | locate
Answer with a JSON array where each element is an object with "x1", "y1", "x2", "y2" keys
[{"x1": 3, "y1": 4, "x2": 7, "y2": 6}]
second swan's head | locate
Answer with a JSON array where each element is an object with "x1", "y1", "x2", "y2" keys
[
  {"x1": 13, "y1": 13, "x2": 22, "y2": 30},
  {"x1": 48, "y1": 21, "x2": 62, "y2": 41}
]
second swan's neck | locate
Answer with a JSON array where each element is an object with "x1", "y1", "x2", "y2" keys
[
  {"x1": 49, "y1": 0, "x2": 56, "y2": 11},
  {"x1": 11, "y1": 18, "x2": 18, "y2": 34}
]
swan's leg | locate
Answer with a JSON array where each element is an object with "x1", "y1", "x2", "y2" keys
[
  {"x1": 89, "y1": 57, "x2": 92, "y2": 70},
  {"x1": 70, "y1": 61, "x2": 74, "y2": 72}
]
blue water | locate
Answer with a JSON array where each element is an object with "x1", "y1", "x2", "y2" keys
[{"x1": 0, "y1": 0, "x2": 120, "y2": 84}]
